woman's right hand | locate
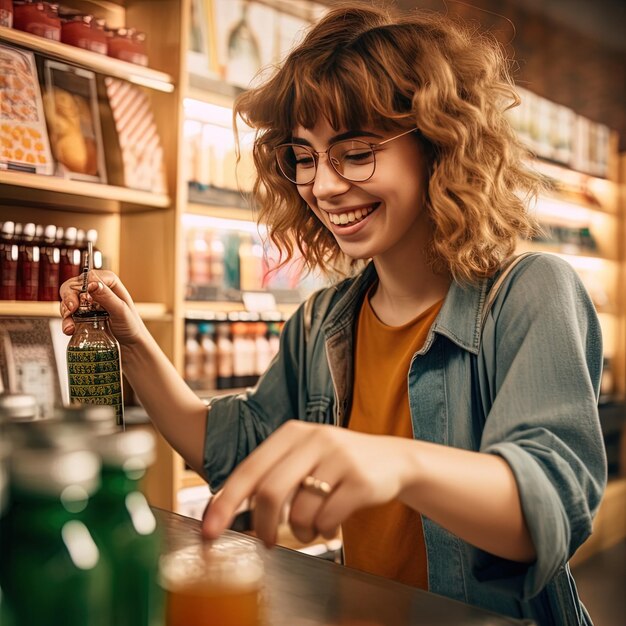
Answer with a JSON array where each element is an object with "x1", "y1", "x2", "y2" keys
[{"x1": 59, "y1": 269, "x2": 147, "y2": 346}]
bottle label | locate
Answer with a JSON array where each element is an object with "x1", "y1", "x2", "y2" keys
[{"x1": 67, "y1": 346, "x2": 124, "y2": 425}]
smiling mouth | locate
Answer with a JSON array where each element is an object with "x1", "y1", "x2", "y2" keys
[{"x1": 326, "y1": 204, "x2": 379, "y2": 226}]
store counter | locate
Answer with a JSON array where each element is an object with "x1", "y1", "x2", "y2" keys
[{"x1": 156, "y1": 508, "x2": 533, "y2": 626}]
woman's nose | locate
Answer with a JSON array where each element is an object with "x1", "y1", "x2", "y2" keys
[{"x1": 312, "y1": 153, "x2": 351, "y2": 200}]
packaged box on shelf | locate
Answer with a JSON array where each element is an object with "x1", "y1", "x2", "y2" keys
[
  {"x1": 0, "y1": 44, "x2": 53, "y2": 175},
  {"x1": 42, "y1": 60, "x2": 107, "y2": 183},
  {"x1": 101, "y1": 77, "x2": 167, "y2": 194}
]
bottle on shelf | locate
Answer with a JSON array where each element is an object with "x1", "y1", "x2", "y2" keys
[
  {"x1": 184, "y1": 323, "x2": 203, "y2": 390},
  {"x1": 222, "y1": 232, "x2": 241, "y2": 291},
  {"x1": 225, "y1": 1, "x2": 262, "y2": 88},
  {"x1": 216, "y1": 323, "x2": 234, "y2": 390},
  {"x1": 231, "y1": 322, "x2": 250, "y2": 388},
  {"x1": 0, "y1": 221, "x2": 18, "y2": 301},
  {"x1": 239, "y1": 233, "x2": 264, "y2": 292},
  {"x1": 198, "y1": 322, "x2": 217, "y2": 392},
  {"x1": 187, "y1": 229, "x2": 211, "y2": 299},
  {"x1": 267, "y1": 322, "x2": 281, "y2": 361},
  {"x1": 15, "y1": 222, "x2": 39, "y2": 301},
  {"x1": 38, "y1": 224, "x2": 61, "y2": 301},
  {"x1": 59, "y1": 226, "x2": 81, "y2": 285},
  {"x1": 254, "y1": 322, "x2": 272, "y2": 377}
]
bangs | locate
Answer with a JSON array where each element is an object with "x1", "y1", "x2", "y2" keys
[
  {"x1": 290, "y1": 66, "x2": 376, "y2": 133},
  {"x1": 274, "y1": 48, "x2": 414, "y2": 137}
]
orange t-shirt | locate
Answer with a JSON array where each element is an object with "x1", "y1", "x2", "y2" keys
[{"x1": 342, "y1": 291, "x2": 443, "y2": 590}]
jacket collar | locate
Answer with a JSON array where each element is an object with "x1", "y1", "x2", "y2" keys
[{"x1": 324, "y1": 262, "x2": 488, "y2": 355}]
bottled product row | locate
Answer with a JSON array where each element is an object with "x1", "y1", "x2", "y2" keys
[
  {"x1": 0, "y1": 220, "x2": 101, "y2": 300},
  {"x1": 184, "y1": 219, "x2": 327, "y2": 303},
  {"x1": 0, "y1": 220, "x2": 101, "y2": 301},
  {"x1": 506, "y1": 86, "x2": 613, "y2": 178},
  {"x1": 0, "y1": 0, "x2": 148, "y2": 65},
  {"x1": 184, "y1": 319, "x2": 284, "y2": 394},
  {"x1": 0, "y1": 401, "x2": 163, "y2": 626}
]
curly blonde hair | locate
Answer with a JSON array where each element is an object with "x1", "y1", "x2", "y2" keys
[{"x1": 234, "y1": 1, "x2": 541, "y2": 284}]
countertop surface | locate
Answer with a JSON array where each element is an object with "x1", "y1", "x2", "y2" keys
[{"x1": 156, "y1": 508, "x2": 532, "y2": 626}]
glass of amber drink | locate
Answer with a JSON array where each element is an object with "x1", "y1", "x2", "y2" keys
[{"x1": 160, "y1": 536, "x2": 265, "y2": 626}]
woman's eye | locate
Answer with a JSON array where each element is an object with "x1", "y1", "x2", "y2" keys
[
  {"x1": 344, "y1": 150, "x2": 374, "y2": 163},
  {"x1": 295, "y1": 155, "x2": 315, "y2": 168}
]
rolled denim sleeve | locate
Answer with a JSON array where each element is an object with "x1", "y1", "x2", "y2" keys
[
  {"x1": 203, "y1": 306, "x2": 306, "y2": 493},
  {"x1": 472, "y1": 254, "x2": 607, "y2": 599}
]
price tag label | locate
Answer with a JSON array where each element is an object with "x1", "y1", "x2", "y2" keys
[{"x1": 242, "y1": 291, "x2": 277, "y2": 313}]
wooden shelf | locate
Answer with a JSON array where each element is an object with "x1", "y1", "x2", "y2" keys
[
  {"x1": 185, "y1": 300, "x2": 296, "y2": 317},
  {"x1": 0, "y1": 26, "x2": 174, "y2": 93},
  {"x1": 0, "y1": 171, "x2": 170, "y2": 213},
  {"x1": 187, "y1": 73, "x2": 242, "y2": 104},
  {"x1": 186, "y1": 203, "x2": 255, "y2": 222},
  {"x1": 0, "y1": 301, "x2": 171, "y2": 321}
]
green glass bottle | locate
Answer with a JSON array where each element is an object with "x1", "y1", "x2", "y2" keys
[
  {"x1": 4, "y1": 447, "x2": 112, "y2": 626},
  {"x1": 89, "y1": 429, "x2": 164, "y2": 626},
  {"x1": 0, "y1": 455, "x2": 14, "y2": 626},
  {"x1": 67, "y1": 307, "x2": 125, "y2": 427}
]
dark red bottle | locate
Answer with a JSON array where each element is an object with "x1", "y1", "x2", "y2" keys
[
  {"x1": 0, "y1": 221, "x2": 18, "y2": 300},
  {"x1": 16, "y1": 222, "x2": 40, "y2": 301},
  {"x1": 59, "y1": 226, "x2": 81, "y2": 285},
  {"x1": 38, "y1": 224, "x2": 61, "y2": 301}
]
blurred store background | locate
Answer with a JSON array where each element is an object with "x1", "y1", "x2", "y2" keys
[{"x1": 0, "y1": 1, "x2": 624, "y2": 622}]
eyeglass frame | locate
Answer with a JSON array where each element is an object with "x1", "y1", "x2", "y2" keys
[{"x1": 273, "y1": 127, "x2": 420, "y2": 186}]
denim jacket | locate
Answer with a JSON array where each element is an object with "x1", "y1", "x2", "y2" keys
[{"x1": 204, "y1": 253, "x2": 607, "y2": 625}]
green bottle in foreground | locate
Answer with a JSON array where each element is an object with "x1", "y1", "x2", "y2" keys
[
  {"x1": 5, "y1": 448, "x2": 111, "y2": 626},
  {"x1": 89, "y1": 428, "x2": 164, "y2": 626}
]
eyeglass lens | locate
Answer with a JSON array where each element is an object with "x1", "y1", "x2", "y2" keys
[{"x1": 275, "y1": 140, "x2": 376, "y2": 185}]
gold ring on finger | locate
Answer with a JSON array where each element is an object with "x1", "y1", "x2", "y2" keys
[{"x1": 301, "y1": 475, "x2": 333, "y2": 497}]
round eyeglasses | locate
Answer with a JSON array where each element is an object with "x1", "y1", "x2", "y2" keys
[{"x1": 274, "y1": 127, "x2": 419, "y2": 185}]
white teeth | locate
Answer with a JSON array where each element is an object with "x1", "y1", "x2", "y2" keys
[{"x1": 328, "y1": 205, "x2": 376, "y2": 225}]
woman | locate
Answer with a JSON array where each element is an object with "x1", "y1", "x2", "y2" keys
[{"x1": 60, "y1": 3, "x2": 605, "y2": 623}]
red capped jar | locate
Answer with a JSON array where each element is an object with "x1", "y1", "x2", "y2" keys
[
  {"x1": 13, "y1": 1, "x2": 60, "y2": 40},
  {"x1": 106, "y1": 27, "x2": 148, "y2": 66},
  {"x1": 0, "y1": 0, "x2": 13, "y2": 28},
  {"x1": 61, "y1": 14, "x2": 107, "y2": 54},
  {"x1": 44, "y1": 2, "x2": 60, "y2": 37}
]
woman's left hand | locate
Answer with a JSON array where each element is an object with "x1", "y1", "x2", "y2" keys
[{"x1": 201, "y1": 420, "x2": 415, "y2": 547}]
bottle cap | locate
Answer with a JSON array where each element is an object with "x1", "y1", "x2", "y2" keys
[
  {"x1": 11, "y1": 448, "x2": 100, "y2": 497},
  {"x1": 23, "y1": 223, "x2": 36, "y2": 239},
  {"x1": 0, "y1": 393, "x2": 39, "y2": 422},
  {"x1": 44, "y1": 224, "x2": 57, "y2": 241},
  {"x1": 55, "y1": 405, "x2": 117, "y2": 434},
  {"x1": 92, "y1": 429, "x2": 156, "y2": 471},
  {"x1": 64, "y1": 226, "x2": 77, "y2": 243}
]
